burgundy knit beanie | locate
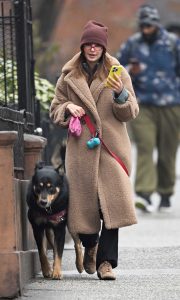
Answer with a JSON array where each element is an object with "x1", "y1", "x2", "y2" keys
[{"x1": 80, "y1": 20, "x2": 108, "y2": 50}]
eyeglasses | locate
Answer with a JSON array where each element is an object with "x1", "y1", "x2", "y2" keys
[{"x1": 84, "y1": 43, "x2": 103, "y2": 50}]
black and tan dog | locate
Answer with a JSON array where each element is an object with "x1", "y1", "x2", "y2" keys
[{"x1": 26, "y1": 148, "x2": 83, "y2": 279}]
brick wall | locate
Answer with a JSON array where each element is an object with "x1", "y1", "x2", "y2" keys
[{"x1": 35, "y1": 0, "x2": 180, "y2": 80}]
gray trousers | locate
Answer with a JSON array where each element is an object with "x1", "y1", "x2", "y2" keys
[{"x1": 131, "y1": 105, "x2": 180, "y2": 196}]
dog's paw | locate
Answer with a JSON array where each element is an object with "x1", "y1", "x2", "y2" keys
[
  {"x1": 76, "y1": 259, "x2": 84, "y2": 274},
  {"x1": 43, "y1": 270, "x2": 53, "y2": 278},
  {"x1": 42, "y1": 266, "x2": 53, "y2": 278},
  {"x1": 52, "y1": 270, "x2": 63, "y2": 280}
]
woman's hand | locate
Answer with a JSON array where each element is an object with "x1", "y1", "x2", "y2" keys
[
  {"x1": 106, "y1": 73, "x2": 124, "y2": 94},
  {"x1": 66, "y1": 103, "x2": 85, "y2": 118}
]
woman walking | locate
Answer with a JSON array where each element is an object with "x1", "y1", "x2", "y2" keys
[{"x1": 50, "y1": 20, "x2": 139, "y2": 280}]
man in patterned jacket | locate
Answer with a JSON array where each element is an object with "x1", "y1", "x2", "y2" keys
[{"x1": 116, "y1": 4, "x2": 180, "y2": 213}]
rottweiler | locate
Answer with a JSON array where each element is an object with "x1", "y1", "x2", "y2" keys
[{"x1": 26, "y1": 145, "x2": 83, "y2": 279}]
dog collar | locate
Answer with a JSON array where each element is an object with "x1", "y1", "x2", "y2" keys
[{"x1": 47, "y1": 209, "x2": 67, "y2": 224}]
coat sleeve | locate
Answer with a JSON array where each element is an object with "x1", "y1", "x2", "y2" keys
[
  {"x1": 112, "y1": 67, "x2": 139, "y2": 122},
  {"x1": 49, "y1": 73, "x2": 72, "y2": 128}
]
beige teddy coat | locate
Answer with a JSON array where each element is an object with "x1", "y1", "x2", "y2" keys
[{"x1": 50, "y1": 52, "x2": 139, "y2": 235}]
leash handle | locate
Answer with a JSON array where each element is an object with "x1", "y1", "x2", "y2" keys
[{"x1": 82, "y1": 115, "x2": 129, "y2": 176}]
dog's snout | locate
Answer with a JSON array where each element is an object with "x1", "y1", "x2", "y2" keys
[{"x1": 40, "y1": 199, "x2": 48, "y2": 206}]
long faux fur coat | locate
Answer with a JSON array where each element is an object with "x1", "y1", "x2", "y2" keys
[{"x1": 50, "y1": 52, "x2": 139, "y2": 234}]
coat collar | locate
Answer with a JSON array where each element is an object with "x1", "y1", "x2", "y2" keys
[
  {"x1": 62, "y1": 52, "x2": 119, "y2": 128},
  {"x1": 64, "y1": 70, "x2": 97, "y2": 109},
  {"x1": 90, "y1": 78, "x2": 105, "y2": 104},
  {"x1": 63, "y1": 58, "x2": 102, "y2": 129},
  {"x1": 62, "y1": 52, "x2": 105, "y2": 102}
]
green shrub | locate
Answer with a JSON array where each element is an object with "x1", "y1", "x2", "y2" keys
[
  {"x1": 34, "y1": 72, "x2": 55, "y2": 111},
  {"x1": 0, "y1": 58, "x2": 54, "y2": 111},
  {"x1": 0, "y1": 58, "x2": 18, "y2": 104}
]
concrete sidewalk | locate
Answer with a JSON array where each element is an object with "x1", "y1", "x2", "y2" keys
[{"x1": 17, "y1": 147, "x2": 180, "y2": 300}]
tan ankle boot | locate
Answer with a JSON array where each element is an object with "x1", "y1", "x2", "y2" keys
[
  {"x1": 97, "y1": 261, "x2": 116, "y2": 280},
  {"x1": 83, "y1": 244, "x2": 98, "y2": 274}
]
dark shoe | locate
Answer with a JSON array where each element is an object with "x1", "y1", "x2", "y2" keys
[
  {"x1": 97, "y1": 261, "x2": 116, "y2": 280},
  {"x1": 135, "y1": 192, "x2": 154, "y2": 213},
  {"x1": 83, "y1": 244, "x2": 98, "y2": 274},
  {"x1": 159, "y1": 195, "x2": 172, "y2": 213}
]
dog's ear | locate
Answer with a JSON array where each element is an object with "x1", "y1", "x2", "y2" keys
[
  {"x1": 35, "y1": 161, "x2": 45, "y2": 170},
  {"x1": 55, "y1": 163, "x2": 65, "y2": 175}
]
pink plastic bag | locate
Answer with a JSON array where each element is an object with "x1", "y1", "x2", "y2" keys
[{"x1": 68, "y1": 116, "x2": 82, "y2": 137}]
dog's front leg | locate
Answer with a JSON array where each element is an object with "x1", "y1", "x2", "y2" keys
[
  {"x1": 52, "y1": 225, "x2": 66, "y2": 279},
  {"x1": 32, "y1": 224, "x2": 52, "y2": 278},
  {"x1": 71, "y1": 233, "x2": 84, "y2": 273}
]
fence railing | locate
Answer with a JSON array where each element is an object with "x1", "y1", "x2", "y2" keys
[
  {"x1": 0, "y1": 0, "x2": 18, "y2": 107},
  {"x1": 0, "y1": 0, "x2": 36, "y2": 176}
]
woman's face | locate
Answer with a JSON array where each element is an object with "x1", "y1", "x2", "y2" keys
[{"x1": 83, "y1": 43, "x2": 103, "y2": 67}]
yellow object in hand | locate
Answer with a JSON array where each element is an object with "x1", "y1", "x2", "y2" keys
[{"x1": 105, "y1": 65, "x2": 123, "y2": 87}]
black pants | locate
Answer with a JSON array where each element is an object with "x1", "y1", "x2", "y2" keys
[{"x1": 79, "y1": 221, "x2": 119, "y2": 270}]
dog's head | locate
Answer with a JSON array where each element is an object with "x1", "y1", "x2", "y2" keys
[{"x1": 32, "y1": 162, "x2": 66, "y2": 210}]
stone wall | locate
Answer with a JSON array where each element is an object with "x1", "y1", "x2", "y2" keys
[{"x1": 0, "y1": 132, "x2": 46, "y2": 298}]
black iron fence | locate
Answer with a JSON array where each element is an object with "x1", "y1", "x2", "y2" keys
[
  {"x1": 0, "y1": 0, "x2": 35, "y2": 176},
  {"x1": 0, "y1": 0, "x2": 17, "y2": 107}
]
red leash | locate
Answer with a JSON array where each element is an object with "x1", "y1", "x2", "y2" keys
[{"x1": 82, "y1": 115, "x2": 129, "y2": 176}]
